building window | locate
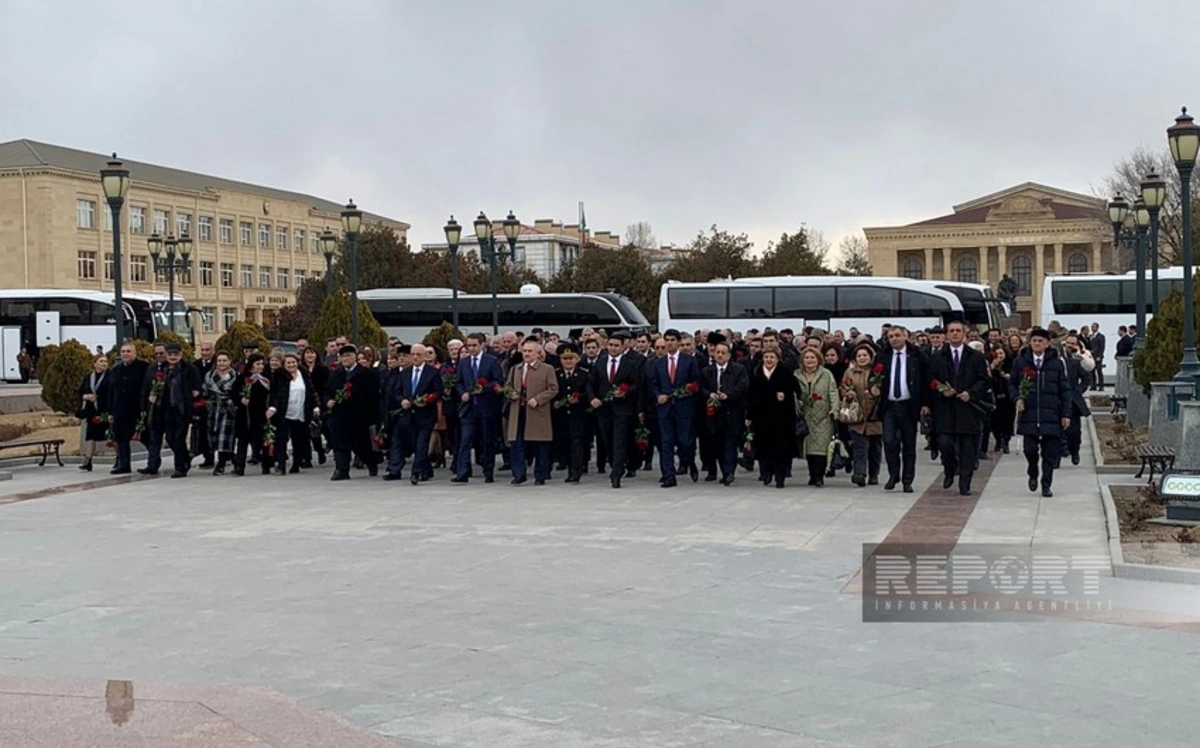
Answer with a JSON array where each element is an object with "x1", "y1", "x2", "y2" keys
[
  {"x1": 220, "y1": 262, "x2": 234, "y2": 288},
  {"x1": 512, "y1": 245, "x2": 526, "y2": 269},
  {"x1": 201, "y1": 306, "x2": 216, "y2": 333},
  {"x1": 223, "y1": 307, "x2": 236, "y2": 331},
  {"x1": 104, "y1": 206, "x2": 113, "y2": 231},
  {"x1": 130, "y1": 255, "x2": 148, "y2": 283},
  {"x1": 240, "y1": 221, "x2": 253, "y2": 246},
  {"x1": 77, "y1": 250, "x2": 97, "y2": 278},
  {"x1": 276, "y1": 226, "x2": 288, "y2": 250},
  {"x1": 77, "y1": 200, "x2": 96, "y2": 229},
  {"x1": 200, "y1": 261, "x2": 214, "y2": 287},
  {"x1": 130, "y1": 206, "x2": 146, "y2": 234},
  {"x1": 902, "y1": 257, "x2": 924, "y2": 279},
  {"x1": 294, "y1": 269, "x2": 306, "y2": 288},
  {"x1": 240, "y1": 264, "x2": 253, "y2": 287},
  {"x1": 1067, "y1": 252, "x2": 1088, "y2": 273},
  {"x1": 1012, "y1": 255, "x2": 1033, "y2": 296},
  {"x1": 176, "y1": 212, "x2": 191, "y2": 238},
  {"x1": 199, "y1": 216, "x2": 213, "y2": 242},
  {"x1": 259, "y1": 224, "x2": 271, "y2": 248},
  {"x1": 259, "y1": 266, "x2": 271, "y2": 288},
  {"x1": 311, "y1": 232, "x2": 320, "y2": 253},
  {"x1": 956, "y1": 256, "x2": 978, "y2": 284},
  {"x1": 104, "y1": 253, "x2": 114, "y2": 280},
  {"x1": 294, "y1": 228, "x2": 305, "y2": 252},
  {"x1": 154, "y1": 209, "x2": 169, "y2": 235},
  {"x1": 219, "y1": 219, "x2": 234, "y2": 245},
  {"x1": 276, "y1": 268, "x2": 289, "y2": 289}
]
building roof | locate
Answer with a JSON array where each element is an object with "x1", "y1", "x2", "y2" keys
[
  {"x1": 0, "y1": 138, "x2": 408, "y2": 228},
  {"x1": 905, "y1": 182, "x2": 1105, "y2": 227}
]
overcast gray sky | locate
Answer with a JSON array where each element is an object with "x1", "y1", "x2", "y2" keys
[{"x1": 2, "y1": 0, "x2": 1196, "y2": 257}]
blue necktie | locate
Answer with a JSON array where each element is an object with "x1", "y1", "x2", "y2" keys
[
  {"x1": 412, "y1": 367, "x2": 419, "y2": 393},
  {"x1": 472, "y1": 357, "x2": 479, "y2": 379}
]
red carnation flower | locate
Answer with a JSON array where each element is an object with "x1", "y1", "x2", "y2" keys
[
  {"x1": 811, "y1": 392, "x2": 822, "y2": 401},
  {"x1": 1023, "y1": 367, "x2": 1037, "y2": 378},
  {"x1": 618, "y1": 383, "x2": 631, "y2": 394},
  {"x1": 686, "y1": 382, "x2": 700, "y2": 394},
  {"x1": 155, "y1": 371, "x2": 165, "y2": 381},
  {"x1": 929, "y1": 380, "x2": 941, "y2": 391},
  {"x1": 872, "y1": 363, "x2": 884, "y2": 375}
]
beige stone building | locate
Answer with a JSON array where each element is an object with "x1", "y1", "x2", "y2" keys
[
  {"x1": 863, "y1": 183, "x2": 1113, "y2": 327},
  {"x1": 422, "y1": 218, "x2": 621, "y2": 280},
  {"x1": 0, "y1": 139, "x2": 408, "y2": 337}
]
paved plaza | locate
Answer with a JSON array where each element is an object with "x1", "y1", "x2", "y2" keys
[{"x1": 1, "y1": 427, "x2": 1199, "y2": 746}]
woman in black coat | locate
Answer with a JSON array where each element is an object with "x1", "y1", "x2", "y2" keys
[
  {"x1": 234, "y1": 354, "x2": 273, "y2": 475},
  {"x1": 76, "y1": 353, "x2": 113, "y2": 472},
  {"x1": 301, "y1": 347, "x2": 330, "y2": 465},
  {"x1": 747, "y1": 347, "x2": 801, "y2": 488},
  {"x1": 987, "y1": 346, "x2": 1015, "y2": 454}
]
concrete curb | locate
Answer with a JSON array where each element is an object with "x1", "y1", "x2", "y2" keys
[
  {"x1": 1087, "y1": 414, "x2": 1141, "y2": 475},
  {"x1": 1099, "y1": 482, "x2": 1200, "y2": 585}
]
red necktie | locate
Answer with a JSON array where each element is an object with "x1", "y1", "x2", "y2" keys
[
  {"x1": 609, "y1": 359, "x2": 617, "y2": 382},
  {"x1": 668, "y1": 356, "x2": 676, "y2": 383},
  {"x1": 522, "y1": 365, "x2": 528, "y2": 388}
]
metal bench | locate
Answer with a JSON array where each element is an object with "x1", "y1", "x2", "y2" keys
[
  {"x1": 1110, "y1": 396, "x2": 1127, "y2": 414},
  {"x1": 1134, "y1": 444, "x2": 1175, "y2": 482},
  {"x1": 0, "y1": 438, "x2": 66, "y2": 467}
]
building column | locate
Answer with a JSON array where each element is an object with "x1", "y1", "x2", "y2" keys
[
  {"x1": 978, "y1": 246, "x2": 989, "y2": 286},
  {"x1": 1034, "y1": 244, "x2": 1045, "y2": 322},
  {"x1": 997, "y1": 245, "x2": 1008, "y2": 282},
  {"x1": 1091, "y1": 241, "x2": 1102, "y2": 272},
  {"x1": 923, "y1": 248, "x2": 933, "y2": 280},
  {"x1": 1053, "y1": 242, "x2": 1064, "y2": 275},
  {"x1": 941, "y1": 247, "x2": 952, "y2": 280}
]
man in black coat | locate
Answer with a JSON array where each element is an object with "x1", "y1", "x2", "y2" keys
[
  {"x1": 699, "y1": 341, "x2": 748, "y2": 485},
  {"x1": 137, "y1": 343, "x2": 169, "y2": 475},
  {"x1": 588, "y1": 332, "x2": 641, "y2": 488},
  {"x1": 1087, "y1": 322, "x2": 1107, "y2": 390},
  {"x1": 552, "y1": 345, "x2": 592, "y2": 483},
  {"x1": 325, "y1": 344, "x2": 380, "y2": 480},
  {"x1": 873, "y1": 326, "x2": 931, "y2": 494},
  {"x1": 392, "y1": 343, "x2": 441, "y2": 485},
  {"x1": 1115, "y1": 326, "x2": 1136, "y2": 357},
  {"x1": 192, "y1": 341, "x2": 216, "y2": 468},
  {"x1": 1061, "y1": 333, "x2": 1093, "y2": 466},
  {"x1": 1010, "y1": 329, "x2": 1071, "y2": 497},
  {"x1": 151, "y1": 342, "x2": 202, "y2": 478},
  {"x1": 107, "y1": 342, "x2": 149, "y2": 475},
  {"x1": 927, "y1": 321, "x2": 992, "y2": 496}
]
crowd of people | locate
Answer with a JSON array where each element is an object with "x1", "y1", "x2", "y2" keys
[{"x1": 74, "y1": 316, "x2": 1108, "y2": 498}]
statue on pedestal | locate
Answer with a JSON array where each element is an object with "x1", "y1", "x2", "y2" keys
[{"x1": 996, "y1": 274, "x2": 1018, "y2": 306}]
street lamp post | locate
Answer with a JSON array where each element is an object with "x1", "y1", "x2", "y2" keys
[
  {"x1": 319, "y1": 229, "x2": 338, "y2": 296},
  {"x1": 1133, "y1": 199, "x2": 1150, "y2": 351},
  {"x1": 472, "y1": 211, "x2": 521, "y2": 336},
  {"x1": 1141, "y1": 172, "x2": 1167, "y2": 314},
  {"x1": 1108, "y1": 196, "x2": 1147, "y2": 349},
  {"x1": 99, "y1": 155, "x2": 131, "y2": 348},
  {"x1": 147, "y1": 233, "x2": 192, "y2": 334},
  {"x1": 444, "y1": 216, "x2": 462, "y2": 331},
  {"x1": 340, "y1": 200, "x2": 363, "y2": 344},
  {"x1": 1168, "y1": 107, "x2": 1200, "y2": 382}
]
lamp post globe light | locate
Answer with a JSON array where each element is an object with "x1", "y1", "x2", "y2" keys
[
  {"x1": 443, "y1": 216, "x2": 462, "y2": 331},
  {"x1": 1140, "y1": 172, "x2": 1167, "y2": 314},
  {"x1": 471, "y1": 210, "x2": 521, "y2": 336},
  {"x1": 340, "y1": 200, "x2": 363, "y2": 344},
  {"x1": 99, "y1": 155, "x2": 131, "y2": 348},
  {"x1": 1168, "y1": 107, "x2": 1200, "y2": 382},
  {"x1": 319, "y1": 229, "x2": 339, "y2": 295},
  {"x1": 148, "y1": 232, "x2": 191, "y2": 333}
]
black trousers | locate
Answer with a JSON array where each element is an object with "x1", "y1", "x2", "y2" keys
[
  {"x1": 938, "y1": 432, "x2": 978, "y2": 478},
  {"x1": 882, "y1": 407, "x2": 918, "y2": 485},
  {"x1": 164, "y1": 412, "x2": 190, "y2": 475},
  {"x1": 555, "y1": 413, "x2": 588, "y2": 479},
  {"x1": 333, "y1": 424, "x2": 376, "y2": 475},
  {"x1": 277, "y1": 419, "x2": 311, "y2": 469},
  {"x1": 236, "y1": 424, "x2": 271, "y2": 471},
  {"x1": 851, "y1": 432, "x2": 882, "y2": 479},
  {"x1": 1063, "y1": 408, "x2": 1083, "y2": 458},
  {"x1": 598, "y1": 412, "x2": 633, "y2": 478},
  {"x1": 1024, "y1": 433, "x2": 1063, "y2": 488}
]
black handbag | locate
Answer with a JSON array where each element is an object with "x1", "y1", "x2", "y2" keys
[{"x1": 794, "y1": 412, "x2": 810, "y2": 440}]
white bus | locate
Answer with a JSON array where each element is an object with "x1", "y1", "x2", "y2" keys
[
  {"x1": 359, "y1": 286, "x2": 652, "y2": 341},
  {"x1": 1040, "y1": 267, "x2": 1185, "y2": 344},
  {"x1": 0, "y1": 289, "x2": 191, "y2": 382},
  {"x1": 657, "y1": 276, "x2": 1008, "y2": 336}
]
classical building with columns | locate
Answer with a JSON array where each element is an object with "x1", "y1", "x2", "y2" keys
[{"x1": 863, "y1": 183, "x2": 1113, "y2": 327}]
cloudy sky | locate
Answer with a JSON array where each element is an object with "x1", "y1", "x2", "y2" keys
[{"x1": 1, "y1": 0, "x2": 1194, "y2": 257}]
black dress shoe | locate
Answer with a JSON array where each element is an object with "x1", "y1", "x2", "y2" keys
[
  {"x1": 1028, "y1": 476, "x2": 1038, "y2": 492},
  {"x1": 289, "y1": 465, "x2": 301, "y2": 474},
  {"x1": 611, "y1": 477, "x2": 621, "y2": 489},
  {"x1": 213, "y1": 466, "x2": 225, "y2": 476},
  {"x1": 535, "y1": 479, "x2": 545, "y2": 485},
  {"x1": 110, "y1": 467, "x2": 131, "y2": 475},
  {"x1": 884, "y1": 477, "x2": 898, "y2": 491},
  {"x1": 199, "y1": 460, "x2": 215, "y2": 469},
  {"x1": 248, "y1": 457, "x2": 260, "y2": 465},
  {"x1": 959, "y1": 487, "x2": 972, "y2": 496},
  {"x1": 720, "y1": 475, "x2": 734, "y2": 486},
  {"x1": 564, "y1": 475, "x2": 579, "y2": 483},
  {"x1": 903, "y1": 484, "x2": 914, "y2": 493},
  {"x1": 942, "y1": 475, "x2": 955, "y2": 489},
  {"x1": 1042, "y1": 486, "x2": 1054, "y2": 497},
  {"x1": 450, "y1": 477, "x2": 468, "y2": 484},
  {"x1": 705, "y1": 473, "x2": 718, "y2": 482},
  {"x1": 383, "y1": 474, "x2": 402, "y2": 481},
  {"x1": 868, "y1": 477, "x2": 879, "y2": 485},
  {"x1": 814, "y1": 479, "x2": 824, "y2": 488},
  {"x1": 411, "y1": 476, "x2": 420, "y2": 485},
  {"x1": 484, "y1": 476, "x2": 495, "y2": 483},
  {"x1": 511, "y1": 477, "x2": 527, "y2": 485},
  {"x1": 625, "y1": 469, "x2": 637, "y2": 479},
  {"x1": 170, "y1": 471, "x2": 187, "y2": 479},
  {"x1": 852, "y1": 474, "x2": 866, "y2": 487},
  {"x1": 1071, "y1": 453, "x2": 1080, "y2": 465},
  {"x1": 136, "y1": 467, "x2": 157, "y2": 475},
  {"x1": 689, "y1": 464, "x2": 699, "y2": 482},
  {"x1": 331, "y1": 472, "x2": 350, "y2": 481},
  {"x1": 661, "y1": 479, "x2": 677, "y2": 488}
]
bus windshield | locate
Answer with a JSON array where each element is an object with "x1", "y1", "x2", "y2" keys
[{"x1": 150, "y1": 299, "x2": 193, "y2": 337}]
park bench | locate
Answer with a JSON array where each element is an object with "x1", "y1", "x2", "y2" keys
[
  {"x1": 1134, "y1": 444, "x2": 1175, "y2": 482},
  {"x1": 0, "y1": 438, "x2": 65, "y2": 467},
  {"x1": 1110, "y1": 396, "x2": 1127, "y2": 414}
]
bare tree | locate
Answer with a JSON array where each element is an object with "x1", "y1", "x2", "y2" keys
[
  {"x1": 1099, "y1": 146, "x2": 1199, "y2": 267},
  {"x1": 623, "y1": 221, "x2": 658, "y2": 250},
  {"x1": 835, "y1": 234, "x2": 872, "y2": 276}
]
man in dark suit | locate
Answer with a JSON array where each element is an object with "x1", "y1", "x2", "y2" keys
[
  {"x1": 700, "y1": 340, "x2": 748, "y2": 485},
  {"x1": 325, "y1": 344, "x2": 380, "y2": 480},
  {"x1": 1115, "y1": 326, "x2": 1135, "y2": 357},
  {"x1": 927, "y1": 320, "x2": 993, "y2": 496},
  {"x1": 387, "y1": 343, "x2": 440, "y2": 484},
  {"x1": 108, "y1": 342, "x2": 149, "y2": 475},
  {"x1": 581, "y1": 337, "x2": 607, "y2": 474},
  {"x1": 647, "y1": 329, "x2": 702, "y2": 487},
  {"x1": 874, "y1": 326, "x2": 930, "y2": 494},
  {"x1": 153, "y1": 342, "x2": 202, "y2": 478},
  {"x1": 588, "y1": 332, "x2": 641, "y2": 488},
  {"x1": 192, "y1": 341, "x2": 216, "y2": 468},
  {"x1": 137, "y1": 343, "x2": 169, "y2": 475},
  {"x1": 452, "y1": 332, "x2": 504, "y2": 484},
  {"x1": 1088, "y1": 322, "x2": 1107, "y2": 390},
  {"x1": 553, "y1": 345, "x2": 592, "y2": 483}
]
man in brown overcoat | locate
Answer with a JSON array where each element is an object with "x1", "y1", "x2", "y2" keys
[{"x1": 505, "y1": 340, "x2": 559, "y2": 485}]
